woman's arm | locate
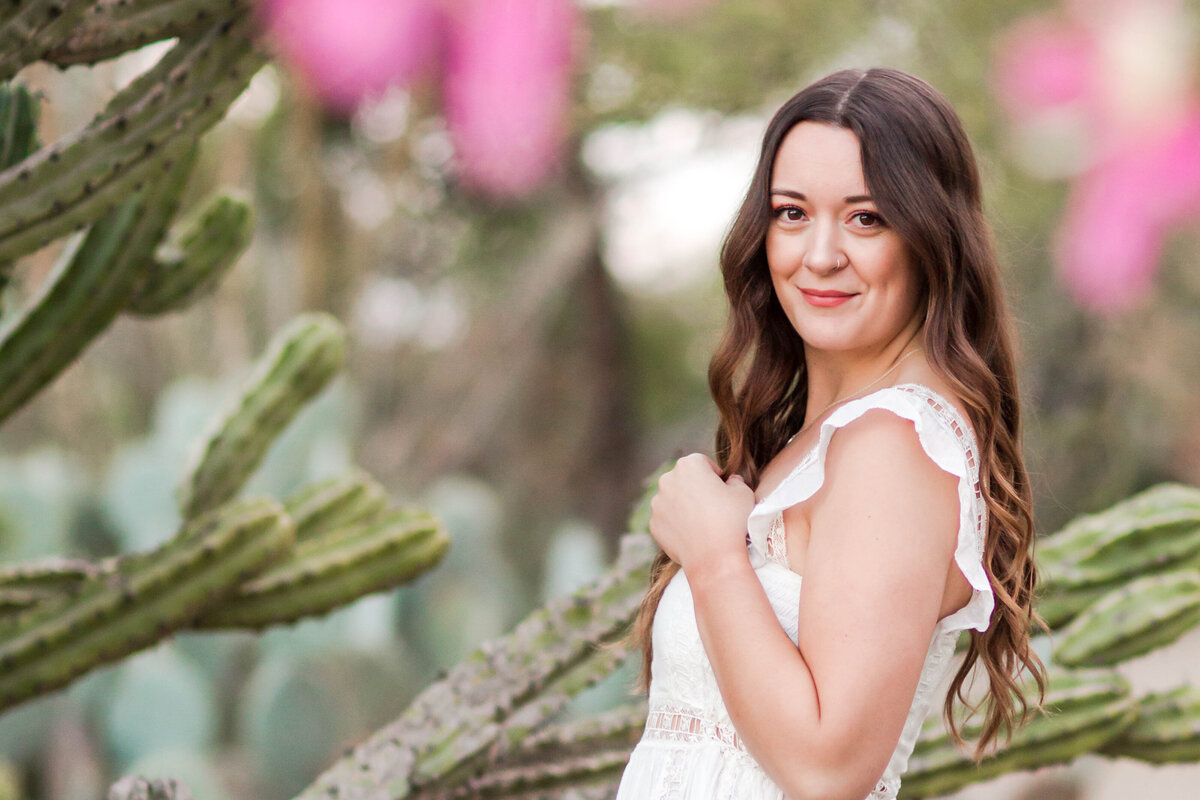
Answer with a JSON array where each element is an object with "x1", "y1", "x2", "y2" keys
[{"x1": 651, "y1": 410, "x2": 961, "y2": 800}]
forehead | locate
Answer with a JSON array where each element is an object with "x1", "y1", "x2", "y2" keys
[{"x1": 770, "y1": 122, "x2": 867, "y2": 196}]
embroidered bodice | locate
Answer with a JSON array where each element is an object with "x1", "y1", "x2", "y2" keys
[{"x1": 615, "y1": 384, "x2": 994, "y2": 800}]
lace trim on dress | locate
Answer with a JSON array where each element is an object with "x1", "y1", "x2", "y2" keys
[
  {"x1": 643, "y1": 704, "x2": 896, "y2": 796},
  {"x1": 765, "y1": 512, "x2": 788, "y2": 567}
]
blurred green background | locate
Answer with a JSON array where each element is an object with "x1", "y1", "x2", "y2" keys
[{"x1": 1, "y1": 0, "x2": 1198, "y2": 798}]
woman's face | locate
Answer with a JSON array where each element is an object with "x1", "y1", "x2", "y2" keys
[{"x1": 764, "y1": 122, "x2": 923, "y2": 358}]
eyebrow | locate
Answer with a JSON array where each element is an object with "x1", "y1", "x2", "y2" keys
[{"x1": 770, "y1": 189, "x2": 874, "y2": 203}]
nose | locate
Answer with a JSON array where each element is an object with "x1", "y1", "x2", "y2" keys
[{"x1": 801, "y1": 220, "x2": 844, "y2": 275}]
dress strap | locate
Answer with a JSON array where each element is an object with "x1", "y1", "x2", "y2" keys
[{"x1": 746, "y1": 383, "x2": 993, "y2": 633}]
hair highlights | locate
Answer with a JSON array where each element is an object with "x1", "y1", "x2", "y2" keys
[{"x1": 632, "y1": 67, "x2": 1045, "y2": 757}]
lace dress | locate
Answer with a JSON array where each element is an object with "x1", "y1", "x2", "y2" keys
[{"x1": 615, "y1": 384, "x2": 995, "y2": 800}]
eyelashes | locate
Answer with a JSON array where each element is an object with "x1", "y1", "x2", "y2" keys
[{"x1": 770, "y1": 205, "x2": 888, "y2": 229}]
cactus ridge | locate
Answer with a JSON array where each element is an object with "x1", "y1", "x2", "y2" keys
[
  {"x1": 0, "y1": 0, "x2": 95, "y2": 83},
  {"x1": 0, "y1": 82, "x2": 39, "y2": 175},
  {"x1": 191, "y1": 508, "x2": 449, "y2": 630},
  {"x1": 282, "y1": 469, "x2": 391, "y2": 543},
  {"x1": 0, "y1": 497, "x2": 293, "y2": 713},
  {"x1": 295, "y1": 532, "x2": 656, "y2": 800},
  {"x1": 0, "y1": 13, "x2": 266, "y2": 262},
  {"x1": 1052, "y1": 570, "x2": 1200, "y2": 668},
  {"x1": 126, "y1": 191, "x2": 253, "y2": 316},
  {"x1": 1099, "y1": 685, "x2": 1200, "y2": 764},
  {"x1": 0, "y1": 147, "x2": 196, "y2": 424},
  {"x1": 902, "y1": 668, "x2": 1136, "y2": 798},
  {"x1": 180, "y1": 312, "x2": 347, "y2": 519},
  {"x1": 46, "y1": 0, "x2": 253, "y2": 69}
]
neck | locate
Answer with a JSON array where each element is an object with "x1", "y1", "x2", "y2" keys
[{"x1": 803, "y1": 323, "x2": 924, "y2": 418}]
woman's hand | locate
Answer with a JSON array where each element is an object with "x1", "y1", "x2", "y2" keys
[{"x1": 649, "y1": 454, "x2": 757, "y2": 574}]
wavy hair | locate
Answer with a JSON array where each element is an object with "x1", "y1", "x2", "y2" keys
[{"x1": 631, "y1": 67, "x2": 1045, "y2": 756}]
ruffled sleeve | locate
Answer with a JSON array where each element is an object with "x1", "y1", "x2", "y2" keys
[{"x1": 746, "y1": 383, "x2": 993, "y2": 633}]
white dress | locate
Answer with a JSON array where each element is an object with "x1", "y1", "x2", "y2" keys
[{"x1": 615, "y1": 384, "x2": 995, "y2": 800}]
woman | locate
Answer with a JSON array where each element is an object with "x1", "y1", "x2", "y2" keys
[{"x1": 616, "y1": 68, "x2": 1045, "y2": 800}]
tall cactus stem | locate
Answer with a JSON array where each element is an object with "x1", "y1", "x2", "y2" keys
[
  {"x1": 178, "y1": 312, "x2": 347, "y2": 519},
  {"x1": 0, "y1": 12, "x2": 267, "y2": 263},
  {"x1": 0, "y1": 148, "x2": 196, "y2": 424}
]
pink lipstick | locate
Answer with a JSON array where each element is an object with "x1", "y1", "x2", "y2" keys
[{"x1": 801, "y1": 289, "x2": 856, "y2": 308}]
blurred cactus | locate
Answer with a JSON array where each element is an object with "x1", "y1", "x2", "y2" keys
[
  {"x1": 260, "y1": 478, "x2": 1200, "y2": 800},
  {"x1": 0, "y1": 8, "x2": 451, "y2": 793}
]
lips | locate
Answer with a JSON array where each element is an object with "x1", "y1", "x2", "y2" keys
[{"x1": 800, "y1": 288, "x2": 858, "y2": 308}]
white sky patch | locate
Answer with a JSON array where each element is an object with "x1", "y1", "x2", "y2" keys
[{"x1": 586, "y1": 110, "x2": 765, "y2": 294}]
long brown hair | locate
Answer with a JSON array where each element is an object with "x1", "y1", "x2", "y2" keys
[{"x1": 631, "y1": 67, "x2": 1045, "y2": 757}]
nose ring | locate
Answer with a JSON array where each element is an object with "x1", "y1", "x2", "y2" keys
[{"x1": 835, "y1": 255, "x2": 845, "y2": 270}]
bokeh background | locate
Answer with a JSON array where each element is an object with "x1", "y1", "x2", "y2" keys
[{"x1": 1, "y1": 0, "x2": 1199, "y2": 797}]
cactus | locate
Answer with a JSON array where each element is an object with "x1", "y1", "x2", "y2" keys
[
  {"x1": 1036, "y1": 484, "x2": 1200, "y2": 628},
  {"x1": 107, "y1": 776, "x2": 192, "y2": 800},
  {"x1": 126, "y1": 192, "x2": 254, "y2": 316},
  {"x1": 192, "y1": 507, "x2": 450, "y2": 630},
  {"x1": 295, "y1": 531, "x2": 655, "y2": 800},
  {"x1": 901, "y1": 668, "x2": 1136, "y2": 798},
  {"x1": 0, "y1": 1, "x2": 94, "y2": 84},
  {"x1": 0, "y1": 498, "x2": 293, "y2": 712},
  {"x1": 0, "y1": 12, "x2": 266, "y2": 263},
  {"x1": 283, "y1": 470, "x2": 391, "y2": 542},
  {"x1": 1100, "y1": 684, "x2": 1200, "y2": 764},
  {"x1": 1052, "y1": 570, "x2": 1200, "y2": 668},
  {"x1": 0, "y1": 148, "x2": 198, "y2": 423},
  {"x1": 46, "y1": 0, "x2": 253, "y2": 69},
  {"x1": 179, "y1": 312, "x2": 347, "y2": 519}
]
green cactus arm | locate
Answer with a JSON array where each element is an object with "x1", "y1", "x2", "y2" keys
[
  {"x1": 294, "y1": 532, "x2": 656, "y2": 800},
  {"x1": 126, "y1": 192, "x2": 254, "y2": 316},
  {"x1": 0, "y1": 498, "x2": 293, "y2": 714},
  {"x1": 1052, "y1": 570, "x2": 1200, "y2": 668},
  {"x1": 282, "y1": 469, "x2": 391, "y2": 543},
  {"x1": 902, "y1": 668, "x2": 1136, "y2": 799},
  {"x1": 0, "y1": 83, "x2": 39, "y2": 173},
  {"x1": 0, "y1": 12, "x2": 267, "y2": 262},
  {"x1": 179, "y1": 312, "x2": 347, "y2": 519},
  {"x1": 191, "y1": 507, "x2": 449, "y2": 630},
  {"x1": 45, "y1": 0, "x2": 253, "y2": 69},
  {"x1": 0, "y1": 0, "x2": 94, "y2": 83},
  {"x1": 1099, "y1": 684, "x2": 1200, "y2": 764},
  {"x1": 1037, "y1": 484, "x2": 1200, "y2": 574},
  {"x1": 0, "y1": 147, "x2": 196, "y2": 424},
  {"x1": 106, "y1": 776, "x2": 193, "y2": 800}
]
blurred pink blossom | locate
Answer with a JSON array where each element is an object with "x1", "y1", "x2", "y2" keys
[
  {"x1": 994, "y1": 0, "x2": 1200, "y2": 312},
  {"x1": 259, "y1": 0, "x2": 579, "y2": 197},
  {"x1": 443, "y1": 0, "x2": 577, "y2": 196},
  {"x1": 259, "y1": 0, "x2": 443, "y2": 112}
]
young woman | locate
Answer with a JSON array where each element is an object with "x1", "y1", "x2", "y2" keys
[{"x1": 616, "y1": 68, "x2": 1045, "y2": 800}]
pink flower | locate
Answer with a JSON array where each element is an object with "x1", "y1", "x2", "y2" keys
[
  {"x1": 443, "y1": 0, "x2": 577, "y2": 196},
  {"x1": 260, "y1": 0, "x2": 443, "y2": 112},
  {"x1": 1056, "y1": 114, "x2": 1200, "y2": 310},
  {"x1": 994, "y1": 0, "x2": 1200, "y2": 313}
]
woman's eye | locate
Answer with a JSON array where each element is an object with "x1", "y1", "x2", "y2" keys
[
  {"x1": 851, "y1": 211, "x2": 885, "y2": 228},
  {"x1": 774, "y1": 206, "x2": 805, "y2": 222}
]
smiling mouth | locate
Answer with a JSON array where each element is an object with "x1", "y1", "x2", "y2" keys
[{"x1": 800, "y1": 288, "x2": 857, "y2": 307}]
